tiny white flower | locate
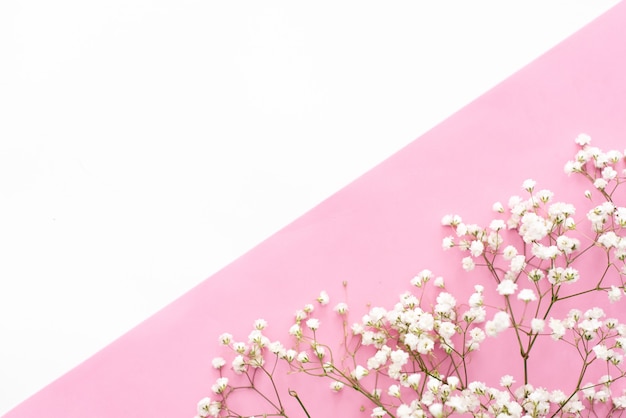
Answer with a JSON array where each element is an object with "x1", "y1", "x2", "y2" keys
[
  {"x1": 211, "y1": 357, "x2": 226, "y2": 369},
  {"x1": 253, "y1": 319, "x2": 267, "y2": 330},
  {"x1": 306, "y1": 318, "x2": 320, "y2": 331},
  {"x1": 317, "y1": 291, "x2": 329, "y2": 305},
  {"x1": 496, "y1": 279, "x2": 518, "y2": 296},
  {"x1": 352, "y1": 365, "x2": 369, "y2": 381},
  {"x1": 330, "y1": 381, "x2": 344, "y2": 392},
  {"x1": 530, "y1": 318, "x2": 545, "y2": 333},
  {"x1": 489, "y1": 219, "x2": 506, "y2": 231},
  {"x1": 492, "y1": 201, "x2": 504, "y2": 213},
  {"x1": 575, "y1": 133, "x2": 591, "y2": 146},
  {"x1": 522, "y1": 179, "x2": 536, "y2": 192},
  {"x1": 334, "y1": 302, "x2": 348, "y2": 315},
  {"x1": 500, "y1": 375, "x2": 515, "y2": 387},
  {"x1": 433, "y1": 276, "x2": 445, "y2": 288},
  {"x1": 510, "y1": 254, "x2": 526, "y2": 273},
  {"x1": 603, "y1": 166, "x2": 617, "y2": 180},
  {"x1": 594, "y1": 178, "x2": 608, "y2": 190},
  {"x1": 218, "y1": 333, "x2": 233, "y2": 345},
  {"x1": 371, "y1": 407, "x2": 387, "y2": 417},
  {"x1": 502, "y1": 245, "x2": 518, "y2": 260},
  {"x1": 469, "y1": 240, "x2": 485, "y2": 257},
  {"x1": 608, "y1": 286, "x2": 623, "y2": 303},
  {"x1": 211, "y1": 377, "x2": 228, "y2": 394},
  {"x1": 517, "y1": 288, "x2": 537, "y2": 302},
  {"x1": 388, "y1": 384, "x2": 402, "y2": 397},
  {"x1": 462, "y1": 256, "x2": 475, "y2": 271}
]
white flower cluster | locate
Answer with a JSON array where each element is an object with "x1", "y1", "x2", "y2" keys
[{"x1": 197, "y1": 135, "x2": 626, "y2": 418}]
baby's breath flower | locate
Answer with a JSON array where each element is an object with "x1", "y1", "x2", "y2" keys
[
  {"x1": 575, "y1": 133, "x2": 592, "y2": 146},
  {"x1": 536, "y1": 189, "x2": 553, "y2": 203},
  {"x1": 608, "y1": 286, "x2": 623, "y2": 303},
  {"x1": 317, "y1": 291, "x2": 329, "y2": 305},
  {"x1": 313, "y1": 344, "x2": 326, "y2": 359},
  {"x1": 489, "y1": 219, "x2": 506, "y2": 231},
  {"x1": 232, "y1": 355, "x2": 247, "y2": 374},
  {"x1": 306, "y1": 318, "x2": 320, "y2": 331},
  {"x1": 289, "y1": 324, "x2": 302, "y2": 338},
  {"x1": 211, "y1": 377, "x2": 228, "y2": 394},
  {"x1": 517, "y1": 288, "x2": 537, "y2": 302},
  {"x1": 218, "y1": 333, "x2": 233, "y2": 345},
  {"x1": 211, "y1": 357, "x2": 226, "y2": 369},
  {"x1": 330, "y1": 381, "x2": 344, "y2": 392},
  {"x1": 509, "y1": 254, "x2": 526, "y2": 273},
  {"x1": 441, "y1": 214, "x2": 462, "y2": 226},
  {"x1": 333, "y1": 302, "x2": 348, "y2": 315},
  {"x1": 500, "y1": 375, "x2": 515, "y2": 388},
  {"x1": 351, "y1": 365, "x2": 369, "y2": 381},
  {"x1": 496, "y1": 279, "x2": 518, "y2": 296},
  {"x1": 232, "y1": 342, "x2": 247, "y2": 353},
  {"x1": 411, "y1": 269, "x2": 433, "y2": 287},
  {"x1": 462, "y1": 256, "x2": 475, "y2": 271},
  {"x1": 594, "y1": 178, "x2": 608, "y2": 190},
  {"x1": 530, "y1": 318, "x2": 545, "y2": 333},
  {"x1": 388, "y1": 384, "x2": 401, "y2": 398},
  {"x1": 492, "y1": 201, "x2": 504, "y2": 213},
  {"x1": 371, "y1": 407, "x2": 387, "y2": 417},
  {"x1": 284, "y1": 349, "x2": 297, "y2": 362},
  {"x1": 433, "y1": 276, "x2": 445, "y2": 288},
  {"x1": 294, "y1": 309, "x2": 307, "y2": 321},
  {"x1": 469, "y1": 240, "x2": 484, "y2": 257},
  {"x1": 522, "y1": 179, "x2": 536, "y2": 192},
  {"x1": 502, "y1": 245, "x2": 518, "y2": 260}
]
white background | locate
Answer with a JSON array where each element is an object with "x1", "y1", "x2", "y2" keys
[{"x1": 0, "y1": 1, "x2": 620, "y2": 415}]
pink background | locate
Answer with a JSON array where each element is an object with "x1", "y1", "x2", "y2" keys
[{"x1": 6, "y1": 2, "x2": 626, "y2": 417}]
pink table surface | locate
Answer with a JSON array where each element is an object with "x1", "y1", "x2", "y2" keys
[{"x1": 6, "y1": 3, "x2": 626, "y2": 417}]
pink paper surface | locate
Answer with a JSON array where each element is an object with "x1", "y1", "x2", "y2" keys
[{"x1": 6, "y1": 3, "x2": 626, "y2": 417}]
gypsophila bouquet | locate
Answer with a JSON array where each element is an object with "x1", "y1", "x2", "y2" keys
[{"x1": 195, "y1": 134, "x2": 626, "y2": 418}]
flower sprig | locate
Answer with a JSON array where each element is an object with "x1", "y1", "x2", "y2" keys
[{"x1": 196, "y1": 134, "x2": 626, "y2": 418}]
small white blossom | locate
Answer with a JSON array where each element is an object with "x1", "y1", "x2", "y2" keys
[
  {"x1": 575, "y1": 133, "x2": 592, "y2": 146},
  {"x1": 306, "y1": 318, "x2": 320, "y2": 331},
  {"x1": 211, "y1": 377, "x2": 228, "y2": 394},
  {"x1": 510, "y1": 255, "x2": 526, "y2": 273},
  {"x1": 388, "y1": 384, "x2": 401, "y2": 397},
  {"x1": 470, "y1": 240, "x2": 485, "y2": 257},
  {"x1": 530, "y1": 318, "x2": 545, "y2": 333},
  {"x1": 334, "y1": 302, "x2": 348, "y2": 315},
  {"x1": 211, "y1": 357, "x2": 226, "y2": 369},
  {"x1": 594, "y1": 178, "x2": 608, "y2": 190},
  {"x1": 502, "y1": 245, "x2": 518, "y2": 260},
  {"x1": 218, "y1": 333, "x2": 233, "y2": 345},
  {"x1": 522, "y1": 179, "x2": 536, "y2": 192},
  {"x1": 517, "y1": 288, "x2": 537, "y2": 302},
  {"x1": 371, "y1": 407, "x2": 387, "y2": 417},
  {"x1": 330, "y1": 381, "x2": 344, "y2": 392},
  {"x1": 608, "y1": 286, "x2": 623, "y2": 303},
  {"x1": 442, "y1": 236, "x2": 454, "y2": 250},
  {"x1": 316, "y1": 291, "x2": 329, "y2": 305},
  {"x1": 500, "y1": 375, "x2": 515, "y2": 387},
  {"x1": 462, "y1": 256, "x2": 475, "y2": 271},
  {"x1": 352, "y1": 365, "x2": 369, "y2": 381},
  {"x1": 496, "y1": 279, "x2": 518, "y2": 296}
]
